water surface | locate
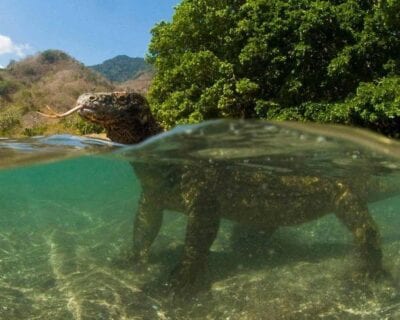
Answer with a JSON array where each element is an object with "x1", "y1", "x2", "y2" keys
[{"x1": 1, "y1": 120, "x2": 400, "y2": 319}]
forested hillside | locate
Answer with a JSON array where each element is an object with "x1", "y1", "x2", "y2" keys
[{"x1": 90, "y1": 55, "x2": 153, "y2": 83}]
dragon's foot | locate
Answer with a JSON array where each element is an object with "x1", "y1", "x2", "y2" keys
[
  {"x1": 167, "y1": 261, "x2": 208, "y2": 297},
  {"x1": 130, "y1": 249, "x2": 150, "y2": 272}
]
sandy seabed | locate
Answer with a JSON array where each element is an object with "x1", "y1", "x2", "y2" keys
[{"x1": 1, "y1": 198, "x2": 400, "y2": 320}]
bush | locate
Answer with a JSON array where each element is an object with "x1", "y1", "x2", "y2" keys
[
  {"x1": 61, "y1": 115, "x2": 105, "y2": 135},
  {"x1": 270, "y1": 76, "x2": 400, "y2": 137},
  {"x1": 23, "y1": 125, "x2": 47, "y2": 137},
  {"x1": 0, "y1": 80, "x2": 18, "y2": 97},
  {"x1": 0, "y1": 110, "x2": 20, "y2": 134},
  {"x1": 340, "y1": 76, "x2": 400, "y2": 137},
  {"x1": 40, "y1": 50, "x2": 69, "y2": 64}
]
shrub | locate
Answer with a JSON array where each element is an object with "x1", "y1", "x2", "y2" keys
[
  {"x1": 61, "y1": 114, "x2": 105, "y2": 135},
  {"x1": 270, "y1": 76, "x2": 400, "y2": 137},
  {"x1": 40, "y1": 50, "x2": 69, "y2": 64},
  {"x1": 0, "y1": 80, "x2": 18, "y2": 97},
  {"x1": 23, "y1": 125, "x2": 47, "y2": 137},
  {"x1": 0, "y1": 110, "x2": 20, "y2": 134}
]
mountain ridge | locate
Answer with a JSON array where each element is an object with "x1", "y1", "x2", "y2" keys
[{"x1": 89, "y1": 55, "x2": 153, "y2": 83}]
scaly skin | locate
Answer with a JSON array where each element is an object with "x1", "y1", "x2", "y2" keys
[
  {"x1": 76, "y1": 92, "x2": 385, "y2": 294},
  {"x1": 77, "y1": 92, "x2": 163, "y2": 143}
]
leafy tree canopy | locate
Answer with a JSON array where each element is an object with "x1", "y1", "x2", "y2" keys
[{"x1": 147, "y1": 0, "x2": 400, "y2": 135}]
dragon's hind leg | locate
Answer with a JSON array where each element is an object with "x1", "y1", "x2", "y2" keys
[{"x1": 334, "y1": 183, "x2": 384, "y2": 278}]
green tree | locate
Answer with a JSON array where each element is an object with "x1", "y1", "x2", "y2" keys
[
  {"x1": 148, "y1": 0, "x2": 400, "y2": 129},
  {"x1": 40, "y1": 50, "x2": 69, "y2": 64}
]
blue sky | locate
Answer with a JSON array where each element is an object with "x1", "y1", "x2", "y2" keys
[{"x1": 0, "y1": 0, "x2": 178, "y2": 67}]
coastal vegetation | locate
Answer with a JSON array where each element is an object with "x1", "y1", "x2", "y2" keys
[{"x1": 148, "y1": 0, "x2": 400, "y2": 137}]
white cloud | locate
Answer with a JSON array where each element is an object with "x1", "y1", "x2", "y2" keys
[{"x1": 0, "y1": 34, "x2": 30, "y2": 57}]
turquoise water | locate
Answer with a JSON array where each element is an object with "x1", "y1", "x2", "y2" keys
[{"x1": 1, "y1": 121, "x2": 400, "y2": 319}]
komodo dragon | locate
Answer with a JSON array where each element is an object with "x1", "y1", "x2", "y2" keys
[{"x1": 39, "y1": 92, "x2": 387, "y2": 293}]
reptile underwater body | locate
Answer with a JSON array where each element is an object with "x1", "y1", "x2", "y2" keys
[{"x1": 40, "y1": 92, "x2": 393, "y2": 294}]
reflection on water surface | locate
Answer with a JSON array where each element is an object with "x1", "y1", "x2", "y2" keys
[{"x1": 1, "y1": 120, "x2": 400, "y2": 319}]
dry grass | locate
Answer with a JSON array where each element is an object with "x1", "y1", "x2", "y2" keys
[{"x1": 116, "y1": 71, "x2": 153, "y2": 95}]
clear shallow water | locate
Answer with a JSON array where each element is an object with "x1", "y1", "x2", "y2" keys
[{"x1": 1, "y1": 120, "x2": 400, "y2": 319}]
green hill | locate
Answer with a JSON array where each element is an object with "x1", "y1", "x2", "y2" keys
[
  {"x1": 0, "y1": 50, "x2": 114, "y2": 137},
  {"x1": 89, "y1": 55, "x2": 153, "y2": 83}
]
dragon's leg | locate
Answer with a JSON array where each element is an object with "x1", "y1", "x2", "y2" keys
[
  {"x1": 132, "y1": 192, "x2": 163, "y2": 264},
  {"x1": 169, "y1": 201, "x2": 220, "y2": 293},
  {"x1": 334, "y1": 183, "x2": 383, "y2": 277},
  {"x1": 169, "y1": 169, "x2": 220, "y2": 294}
]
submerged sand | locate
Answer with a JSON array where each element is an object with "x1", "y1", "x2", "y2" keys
[{"x1": 1, "y1": 197, "x2": 399, "y2": 320}]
